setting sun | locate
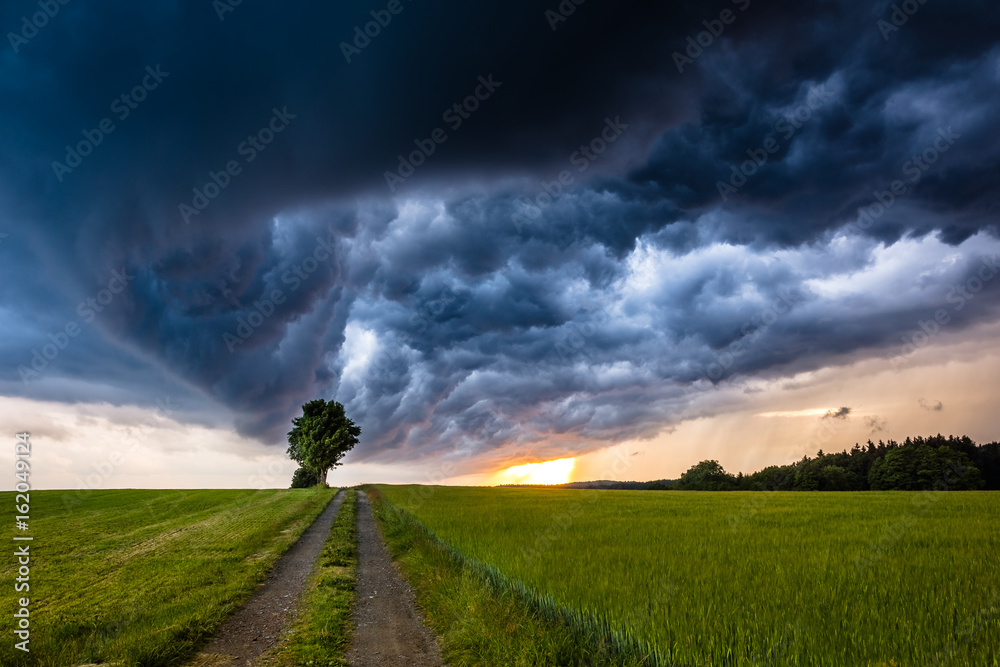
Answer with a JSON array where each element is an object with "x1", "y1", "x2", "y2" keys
[{"x1": 492, "y1": 457, "x2": 577, "y2": 485}]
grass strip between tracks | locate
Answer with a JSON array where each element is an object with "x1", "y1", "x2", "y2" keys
[{"x1": 264, "y1": 488, "x2": 358, "y2": 667}]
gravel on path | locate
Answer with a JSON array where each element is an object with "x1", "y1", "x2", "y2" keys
[
  {"x1": 188, "y1": 489, "x2": 346, "y2": 667},
  {"x1": 346, "y1": 491, "x2": 443, "y2": 667}
]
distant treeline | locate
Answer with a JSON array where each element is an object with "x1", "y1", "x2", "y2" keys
[
  {"x1": 678, "y1": 434, "x2": 999, "y2": 491},
  {"x1": 510, "y1": 435, "x2": 1000, "y2": 491}
]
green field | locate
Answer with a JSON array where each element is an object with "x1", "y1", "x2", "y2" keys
[
  {"x1": 0, "y1": 487, "x2": 337, "y2": 666},
  {"x1": 378, "y1": 485, "x2": 1000, "y2": 666}
]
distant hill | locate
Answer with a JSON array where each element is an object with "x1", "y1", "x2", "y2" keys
[{"x1": 498, "y1": 479, "x2": 676, "y2": 490}]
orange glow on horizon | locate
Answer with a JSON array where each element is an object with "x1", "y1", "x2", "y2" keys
[{"x1": 492, "y1": 457, "x2": 576, "y2": 485}]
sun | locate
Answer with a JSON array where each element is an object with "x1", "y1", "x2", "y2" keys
[{"x1": 492, "y1": 457, "x2": 576, "y2": 485}]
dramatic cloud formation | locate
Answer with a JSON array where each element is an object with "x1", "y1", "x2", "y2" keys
[
  {"x1": 824, "y1": 407, "x2": 852, "y2": 420},
  {"x1": 2, "y1": 0, "x2": 999, "y2": 480}
]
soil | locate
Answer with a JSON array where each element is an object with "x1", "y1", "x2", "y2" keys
[
  {"x1": 188, "y1": 489, "x2": 346, "y2": 667},
  {"x1": 345, "y1": 491, "x2": 444, "y2": 667}
]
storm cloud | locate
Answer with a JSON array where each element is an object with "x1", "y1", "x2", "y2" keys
[{"x1": 2, "y1": 0, "x2": 999, "y2": 464}]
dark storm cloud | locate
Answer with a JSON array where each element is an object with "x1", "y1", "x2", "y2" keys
[
  {"x1": 824, "y1": 407, "x2": 851, "y2": 420},
  {"x1": 2, "y1": 0, "x2": 1000, "y2": 459}
]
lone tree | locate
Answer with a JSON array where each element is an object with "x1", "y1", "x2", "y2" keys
[
  {"x1": 289, "y1": 466, "x2": 319, "y2": 489},
  {"x1": 286, "y1": 399, "x2": 360, "y2": 487}
]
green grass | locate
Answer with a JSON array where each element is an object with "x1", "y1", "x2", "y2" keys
[
  {"x1": 376, "y1": 485, "x2": 1000, "y2": 667},
  {"x1": 366, "y1": 486, "x2": 631, "y2": 667},
  {"x1": 0, "y1": 487, "x2": 338, "y2": 666},
  {"x1": 263, "y1": 488, "x2": 358, "y2": 666}
]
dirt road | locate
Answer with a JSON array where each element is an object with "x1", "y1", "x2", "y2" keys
[
  {"x1": 346, "y1": 491, "x2": 443, "y2": 667},
  {"x1": 189, "y1": 489, "x2": 346, "y2": 666}
]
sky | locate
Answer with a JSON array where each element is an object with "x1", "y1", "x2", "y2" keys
[{"x1": 2, "y1": 0, "x2": 999, "y2": 491}]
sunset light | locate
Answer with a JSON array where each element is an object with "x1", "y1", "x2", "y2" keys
[{"x1": 493, "y1": 458, "x2": 577, "y2": 486}]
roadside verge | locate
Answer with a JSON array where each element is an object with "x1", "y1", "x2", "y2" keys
[{"x1": 364, "y1": 486, "x2": 664, "y2": 667}]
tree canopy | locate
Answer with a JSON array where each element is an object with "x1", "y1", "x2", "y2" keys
[
  {"x1": 674, "y1": 434, "x2": 995, "y2": 491},
  {"x1": 286, "y1": 399, "x2": 361, "y2": 486},
  {"x1": 677, "y1": 460, "x2": 737, "y2": 491},
  {"x1": 289, "y1": 466, "x2": 320, "y2": 489}
]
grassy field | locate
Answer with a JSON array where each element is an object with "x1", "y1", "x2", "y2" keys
[
  {"x1": 264, "y1": 488, "x2": 358, "y2": 666},
  {"x1": 377, "y1": 485, "x2": 1000, "y2": 667},
  {"x1": 367, "y1": 486, "x2": 616, "y2": 667},
  {"x1": 0, "y1": 487, "x2": 337, "y2": 666}
]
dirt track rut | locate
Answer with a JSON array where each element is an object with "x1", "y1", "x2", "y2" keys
[
  {"x1": 189, "y1": 489, "x2": 345, "y2": 666},
  {"x1": 346, "y1": 491, "x2": 443, "y2": 667}
]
